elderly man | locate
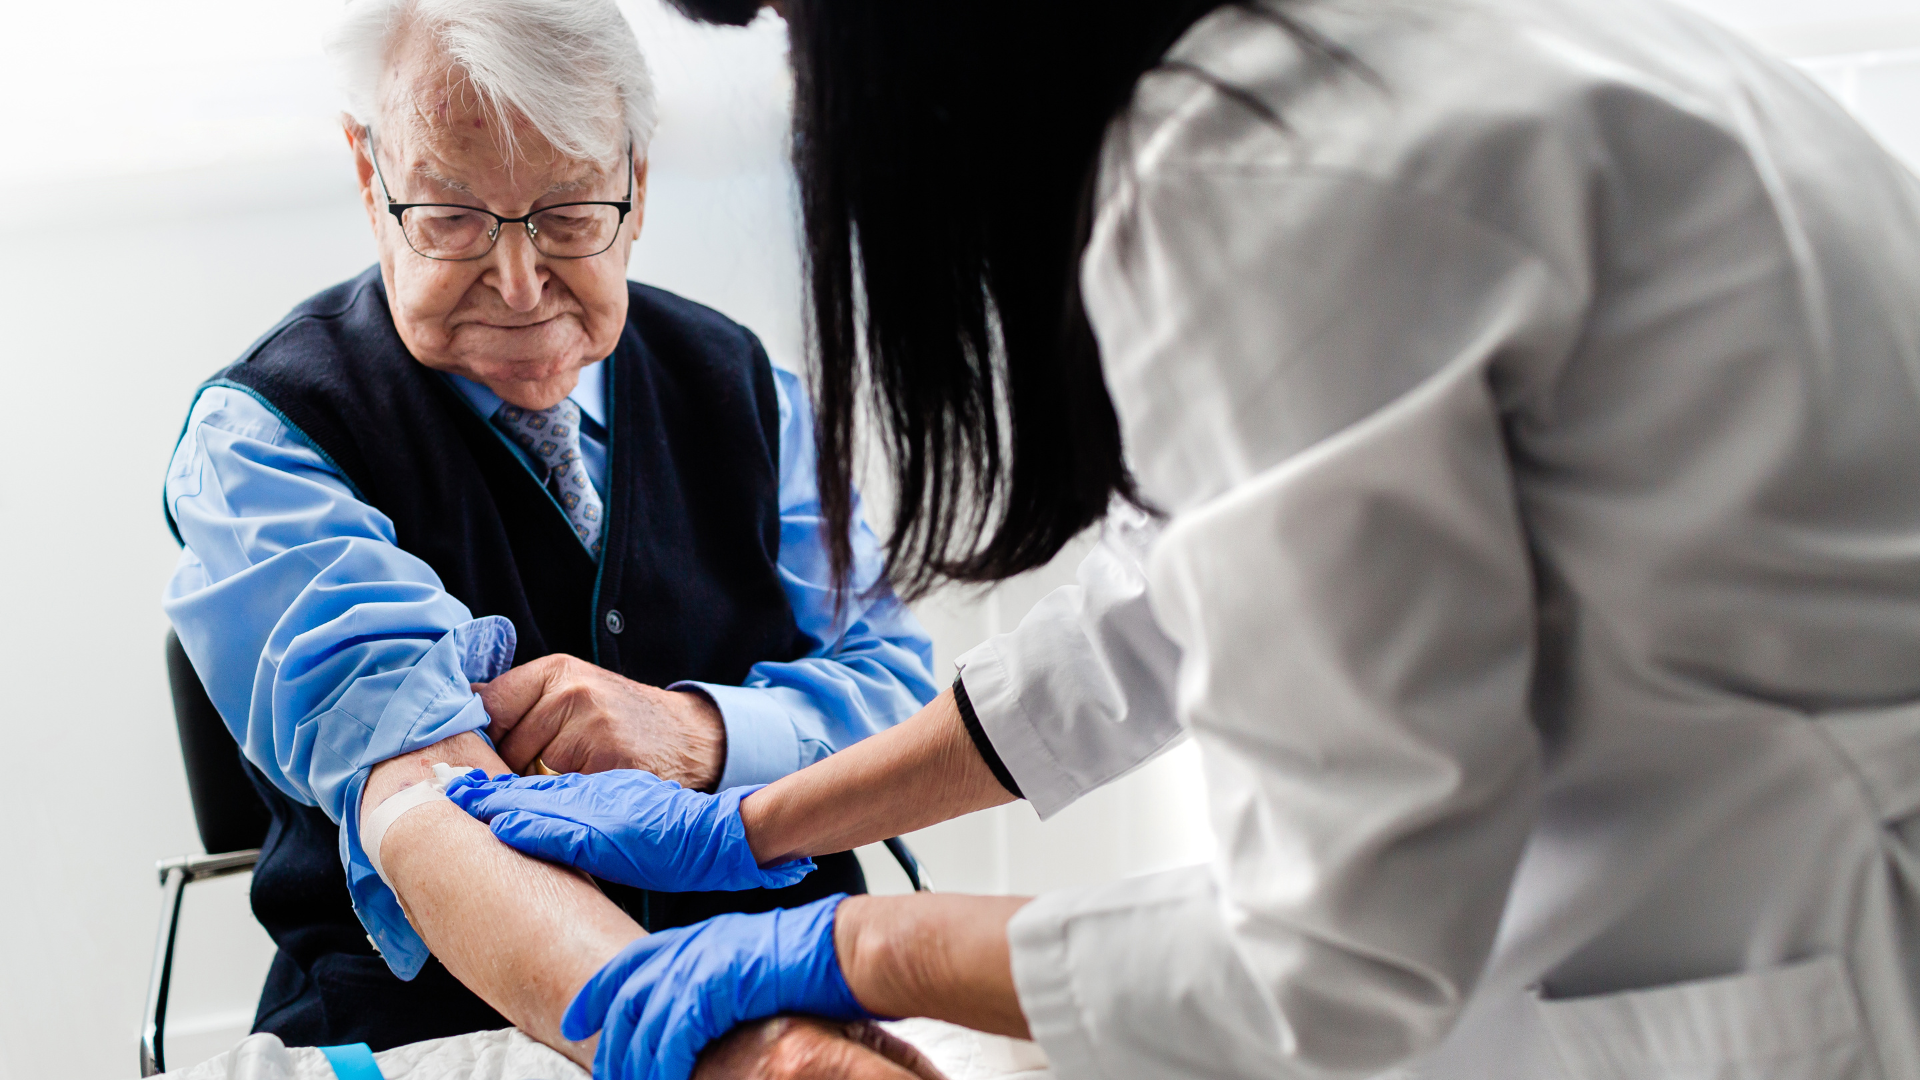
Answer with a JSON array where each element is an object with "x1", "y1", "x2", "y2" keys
[{"x1": 161, "y1": 0, "x2": 936, "y2": 1060}]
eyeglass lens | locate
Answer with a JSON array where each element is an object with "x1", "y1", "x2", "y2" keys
[{"x1": 401, "y1": 204, "x2": 624, "y2": 260}]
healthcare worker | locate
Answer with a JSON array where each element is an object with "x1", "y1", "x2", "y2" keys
[{"x1": 448, "y1": 0, "x2": 1920, "y2": 1077}]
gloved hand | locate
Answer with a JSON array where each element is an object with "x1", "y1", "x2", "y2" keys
[
  {"x1": 441, "y1": 769, "x2": 814, "y2": 893},
  {"x1": 563, "y1": 895, "x2": 873, "y2": 1080}
]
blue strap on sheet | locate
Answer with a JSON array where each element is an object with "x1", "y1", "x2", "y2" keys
[{"x1": 318, "y1": 1043, "x2": 384, "y2": 1080}]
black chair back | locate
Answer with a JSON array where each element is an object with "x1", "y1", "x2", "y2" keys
[{"x1": 165, "y1": 630, "x2": 272, "y2": 855}]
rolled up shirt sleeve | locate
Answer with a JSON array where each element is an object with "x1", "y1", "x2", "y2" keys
[
  {"x1": 953, "y1": 504, "x2": 1188, "y2": 818},
  {"x1": 162, "y1": 384, "x2": 515, "y2": 977},
  {"x1": 681, "y1": 368, "x2": 939, "y2": 790}
]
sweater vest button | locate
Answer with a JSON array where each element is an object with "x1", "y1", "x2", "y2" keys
[{"x1": 604, "y1": 609, "x2": 625, "y2": 635}]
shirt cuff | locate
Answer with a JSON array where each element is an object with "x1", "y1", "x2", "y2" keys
[
  {"x1": 677, "y1": 681, "x2": 802, "y2": 791},
  {"x1": 456, "y1": 614, "x2": 518, "y2": 682}
]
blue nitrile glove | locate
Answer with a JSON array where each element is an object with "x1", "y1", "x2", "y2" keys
[
  {"x1": 441, "y1": 770, "x2": 814, "y2": 893},
  {"x1": 563, "y1": 894, "x2": 873, "y2": 1080}
]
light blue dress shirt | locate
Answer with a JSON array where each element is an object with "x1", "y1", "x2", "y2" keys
[{"x1": 163, "y1": 356, "x2": 936, "y2": 977}]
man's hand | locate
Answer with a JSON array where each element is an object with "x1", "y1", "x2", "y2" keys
[
  {"x1": 477, "y1": 655, "x2": 727, "y2": 791},
  {"x1": 695, "y1": 1018, "x2": 947, "y2": 1080}
]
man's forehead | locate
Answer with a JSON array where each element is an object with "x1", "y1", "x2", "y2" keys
[
  {"x1": 380, "y1": 35, "x2": 620, "y2": 193},
  {"x1": 397, "y1": 130, "x2": 615, "y2": 195}
]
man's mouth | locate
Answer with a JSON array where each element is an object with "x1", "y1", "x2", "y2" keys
[{"x1": 475, "y1": 315, "x2": 559, "y2": 330}]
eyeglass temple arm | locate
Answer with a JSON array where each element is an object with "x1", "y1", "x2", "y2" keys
[{"x1": 363, "y1": 126, "x2": 398, "y2": 208}]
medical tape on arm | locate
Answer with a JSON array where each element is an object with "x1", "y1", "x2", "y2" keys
[{"x1": 362, "y1": 762, "x2": 468, "y2": 886}]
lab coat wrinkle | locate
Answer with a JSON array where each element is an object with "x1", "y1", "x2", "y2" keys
[
  {"x1": 962, "y1": 505, "x2": 1187, "y2": 819},
  {"x1": 959, "y1": 0, "x2": 1920, "y2": 1077}
]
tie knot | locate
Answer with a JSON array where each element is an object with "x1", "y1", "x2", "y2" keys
[{"x1": 493, "y1": 399, "x2": 584, "y2": 471}]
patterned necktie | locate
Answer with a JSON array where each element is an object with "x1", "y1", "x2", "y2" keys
[{"x1": 492, "y1": 399, "x2": 604, "y2": 557}]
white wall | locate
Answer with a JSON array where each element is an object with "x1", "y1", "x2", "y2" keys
[{"x1": 0, "y1": 2, "x2": 1914, "y2": 1077}]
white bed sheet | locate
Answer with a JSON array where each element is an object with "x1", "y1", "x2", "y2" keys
[{"x1": 156, "y1": 1019, "x2": 1050, "y2": 1080}]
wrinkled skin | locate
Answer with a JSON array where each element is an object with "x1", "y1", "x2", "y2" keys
[
  {"x1": 346, "y1": 27, "x2": 884, "y2": 1076},
  {"x1": 349, "y1": 28, "x2": 727, "y2": 789},
  {"x1": 353, "y1": 13, "x2": 1009, "y2": 1076},
  {"x1": 695, "y1": 1018, "x2": 948, "y2": 1080},
  {"x1": 478, "y1": 654, "x2": 727, "y2": 792},
  {"x1": 347, "y1": 20, "x2": 647, "y2": 410}
]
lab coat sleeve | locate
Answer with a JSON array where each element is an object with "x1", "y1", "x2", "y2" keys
[
  {"x1": 1007, "y1": 158, "x2": 1581, "y2": 1078},
  {"x1": 954, "y1": 504, "x2": 1186, "y2": 818}
]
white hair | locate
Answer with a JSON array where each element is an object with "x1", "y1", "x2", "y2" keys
[{"x1": 326, "y1": 0, "x2": 657, "y2": 165}]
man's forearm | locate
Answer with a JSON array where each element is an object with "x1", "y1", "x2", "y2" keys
[
  {"x1": 740, "y1": 689, "x2": 1015, "y2": 866},
  {"x1": 363, "y1": 731, "x2": 643, "y2": 1065}
]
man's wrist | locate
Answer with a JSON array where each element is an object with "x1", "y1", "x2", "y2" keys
[
  {"x1": 675, "y1": 688, "x2": 727, "y2": 792},
  {"x1": 679, "y1": 681, "x2": 803, "y2": 791}
]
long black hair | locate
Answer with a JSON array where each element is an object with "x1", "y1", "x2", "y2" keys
[{"x1": 672, "y1": 0, "x2": 1240, "y2": 597}]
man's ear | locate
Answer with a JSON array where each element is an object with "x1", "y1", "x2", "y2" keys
[
  {"x1": 630, "y1": 156, "x2": 650, "y2": 243},
  {"x1": 345, "y1": 117, "x2": 380, "y2": 225}
]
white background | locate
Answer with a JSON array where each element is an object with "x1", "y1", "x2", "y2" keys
[{"x1": 0, "y1": 2, "x2": 1915, "y2": 1077}]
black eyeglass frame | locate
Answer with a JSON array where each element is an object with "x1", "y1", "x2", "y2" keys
[{"x1": 363, "y1": 127, "x2": 636, "y2": 262}]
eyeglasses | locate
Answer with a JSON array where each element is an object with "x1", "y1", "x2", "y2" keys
[{"x1": 364, "y1": 128, "x2": 634, "y2": 261}]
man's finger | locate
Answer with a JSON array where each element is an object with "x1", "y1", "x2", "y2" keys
[
  {"x1": 475, "y1": 658, "x2": 563, "y2": 740},
  {"x1": 693, "y1": 1017, "x2": 943, "y2": 1080},
  {"x1": 841, "y1": 1023, "x2": 948, "y2": 1080},
  {"x1": 493, "y1": 686, "x2": 578, "y2": 773},
  {"x1": 812, "y1": 1033, "x2": 927, "y2": 1080},
  {"x1": 694, "y1": 1017, "x2": 820, "y2": 1080}
]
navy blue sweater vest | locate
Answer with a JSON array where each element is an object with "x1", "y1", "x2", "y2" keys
[{"x1": 176, "y1": 267, "x2": 864, "y2": 1049}]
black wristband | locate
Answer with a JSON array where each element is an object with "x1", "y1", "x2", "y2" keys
[{"x1": 953, "y1": 673, "x2": 1022, "y2": 799}]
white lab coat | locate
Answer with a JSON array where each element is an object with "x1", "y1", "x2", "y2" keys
[{"x1": 955, "y1": 0, "x2": 1920, "y2": 1077}]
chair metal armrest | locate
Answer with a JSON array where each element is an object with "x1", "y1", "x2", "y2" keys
[{"x1": 141, "y1": 850, "x2": 261, "y2": 1077}]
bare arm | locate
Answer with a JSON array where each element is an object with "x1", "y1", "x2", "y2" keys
[
  {"x1": 741, "y1": 689, "x2": 1015, "y2": 865},
  {"x1": 365, "y1": 731, "x2": 966, "y2": 1077},
  {"x1": 361, "y1": 730, "x2": 641, "y2": 1065},
  {"x1": 835, "y1": 894, "x2": 1033, "y2": 1040},
  {"x1": 736, "y1": 691, "x2": 1034, "y2": 1044}
]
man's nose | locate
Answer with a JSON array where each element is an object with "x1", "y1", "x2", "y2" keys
[{"x1": 487, "y1": 228, "x2": 546, "y2": 311}]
